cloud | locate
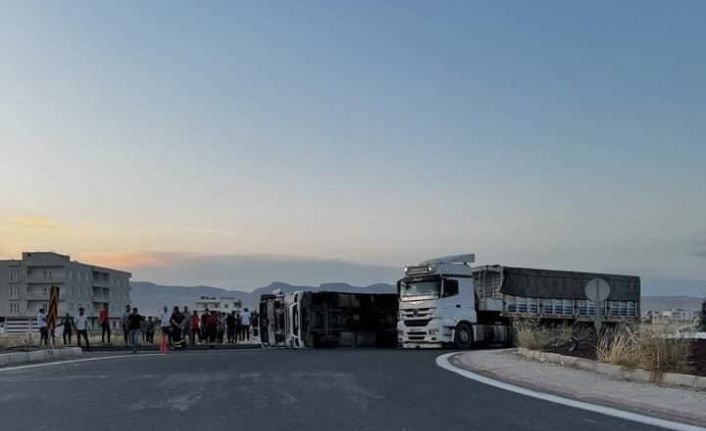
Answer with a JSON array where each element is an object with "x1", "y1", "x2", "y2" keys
[
  {"x1": 11, "y1": 216, "x2": 60, "y2": 229},
  {"x1": 78, "y1": 252, "x2": 172, "y2": 269},
  {"x1": 691, "y1": 250, "x2": 706, "y2": 258},
  {"x1": 99, "y1": 251, "x2": 401, "y2": 291}
]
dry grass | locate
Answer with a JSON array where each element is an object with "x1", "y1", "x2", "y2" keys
[
  {"x1": 597, "y1": 325, "x2": 690, "y2": 377},
  {"x1": 0, "y1": 334, "x2": 36, "y2": 349},
  {"x1": 0, "y1": 332, "x2": 160, "y2": 349},
  {"x1": 512, "y1": 319, "x2": 578, "y2": 350}
]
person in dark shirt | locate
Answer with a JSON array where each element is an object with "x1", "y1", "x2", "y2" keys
[
  {"x1": 170, "y1": 306, "x2": 186, "y2": 350},
  {"x1": 145, "y1": 316, "x2": 155, "y2": 344},
  {"x1": 200, "y1": 309, "x2": 209, "y2": 345},
  {"x1": 59, "y1": 313, "x2": 74, "y2": 345},
  {"x1": 226, "y1": 312, "x2": 237, "y2": 344},
  {"x1": 127, "y1": 308, "x2": 144, "y2": 354},
  {"x1": 217, "y1": 312, "x2": 225, "y2": 344}
]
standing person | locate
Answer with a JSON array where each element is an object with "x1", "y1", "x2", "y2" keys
[
  {"x1": 217, "y1": 312, "x2": 225, "y2": 344},
  {"x1": 36, "y1": 308, "x2": 48, "y2": 346},
  {"x1": 121, "y1": 305, "x2": 131, "y2": 345},
  {"x1": 159, "y1": 306, "x2": 171, "y2": 346},
  {"x1": 140, "y1": 313, "x2": 148, "y2": 343},
  {"x1": 205, "y1": 310, "x2": 218, "y2": 348},
  {"x1": 251, "y1": 311, "x2": 259, "y2": 338},
  {"x1": 127, "y1": 307, "x2": 144, "y2": 354},
  {"x1": 226, "y1": 311, "x2": 236, "y2": 344},
  {"x1": 75, "y1": 307, "x2": 89, "y2": 349},
  {"x1": 190, "y1": 311, "x2": 200, "y2": 345},
  {"x1": 98, "y1": 303, "x2": 111, "y2": 345},
  {"x1": 170, "y1": 306, "x2": 185, "y2": 350},
  {"x1": 60, "y1": 313, "x2": 74, "y2": 345},
  {"x1": 145, "y1": 316, "x2": 155, "y2": 344},
  {"x1": 182, "y1": 306, "x2": 191, "y2": 347},
  {"x1": 200, "y1": 309, "x2": 209, "y2": 344},
  {"x1": 240, "y1": 308, "x2": 252, "y2": 342},
  {"x1": 234, "y1": 311, "x2": 241, "y2": 342}
]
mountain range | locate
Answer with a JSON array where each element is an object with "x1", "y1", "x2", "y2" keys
[{"x1": 130, "y1": 281, "x2": 703, "y2": 317}]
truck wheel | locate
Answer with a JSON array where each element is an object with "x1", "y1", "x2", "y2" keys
[{"x1": 454, "y1": 323, "x2": 474, "y2": 349}]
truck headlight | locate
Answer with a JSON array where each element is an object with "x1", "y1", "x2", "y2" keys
[{"x1": 429, "y1": 329, "x2": 439, "y2": 336}]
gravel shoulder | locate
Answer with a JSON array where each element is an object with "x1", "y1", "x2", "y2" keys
[{"x1": 453, "y1": 349, "x2": 706, "y2": 427}]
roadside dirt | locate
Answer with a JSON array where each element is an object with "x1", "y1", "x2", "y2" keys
[{"x1": 543, "y1": 338, "x2": 598, "y2": 360}]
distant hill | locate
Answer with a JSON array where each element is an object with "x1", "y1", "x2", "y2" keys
[{"x1": 130, "y1": 281, "x2": 396, "y2": 316}]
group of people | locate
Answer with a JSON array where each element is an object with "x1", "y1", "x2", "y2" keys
[
  {"x1": 36, "y1": 306, "x2": 92, "y2": 348},
  {"x1": 35, "y1": 304, "x2": 258, "y2": 353},
  {"x1": 156, "y1": 306, "x2": 256, "y2": 349}
]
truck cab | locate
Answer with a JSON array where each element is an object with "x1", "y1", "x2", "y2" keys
[
  {"x1": 397, "y1": 254, "x2": 509, "y2": 349},
  {"x1": 259, "y1": 293, "x2": 288, "y2": 347},
  {"x1": 285, "y1": 291, "x2": 304, "y2": 348}
]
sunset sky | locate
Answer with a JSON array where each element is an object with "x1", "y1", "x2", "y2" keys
[{"x1": 1, "y1": 2, "x2": 705, "y2": 293}]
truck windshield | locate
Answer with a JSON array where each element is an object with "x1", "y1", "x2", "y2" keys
[{"x1": 399, "y1": 278, "x2": 440, "y2": 298}]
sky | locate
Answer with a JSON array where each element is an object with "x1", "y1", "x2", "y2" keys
[{"x1": 1, "y1": 1, "x2": 705, "y2": 294}]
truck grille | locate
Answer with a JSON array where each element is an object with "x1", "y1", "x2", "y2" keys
[
  {"x1": 404, "y1": 319, "x2": 431, "y2": 327},
  {"x1": 400, "y1": 308, "x2": 434, "y2": 319}
]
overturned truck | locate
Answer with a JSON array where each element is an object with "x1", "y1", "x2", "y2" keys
[{"x1": 260, "y1": 291, "x2": 398, "y2": 348}]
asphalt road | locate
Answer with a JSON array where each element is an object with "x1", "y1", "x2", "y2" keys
[{"x1": 0, "y1": 349, "x2": 666, "y2": 431}]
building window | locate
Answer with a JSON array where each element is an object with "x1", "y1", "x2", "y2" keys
[
  {"x1": 9, "y1": 284, "x2": 19, "y2": 298},
  {"x1": 9, "y1": 267, "x2": 20, "y2": 282},
  {"x1": 10, "y1": 302, "x2": 20, "y2": 314}
]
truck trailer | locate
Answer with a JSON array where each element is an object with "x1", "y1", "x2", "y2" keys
[
  {"x1": 397, "y1": 254, "x2": 641, "y2": 349},
  {"x1": 260, "y1": 290, "x2": 399, "y2": 348}
]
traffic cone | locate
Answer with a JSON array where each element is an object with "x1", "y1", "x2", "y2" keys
[{"x1": 159, "y1": 335, "x2": 168, "y2": 353}]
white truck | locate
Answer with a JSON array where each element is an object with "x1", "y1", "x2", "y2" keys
[{"x1": 397, "y1": 254, "x2": 641, "y2": 349}]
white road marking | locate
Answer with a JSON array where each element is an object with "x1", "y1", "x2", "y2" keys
[
  {"x1": 0, "y1": 353, "x2": 164, "y2": 373},
  {"x1": 436, "y1": 352, "x2": 706, "y2": 431}
]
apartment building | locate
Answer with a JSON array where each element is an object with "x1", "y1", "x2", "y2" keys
[{"x1": 0, "y1": 252, "x2": 131, "y2": 334}]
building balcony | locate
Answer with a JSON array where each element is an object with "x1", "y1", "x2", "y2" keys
[
  {"x1": 26, "y1": 276, "x2": 65, "y2": 284},
  {"x1": 92, "y1": 280, "x2": 112, "y2": 288},
  {"x1": 92, "y1": 294, "x2": 110, "y2": 303},
  {"x1": 26, "y1": 291, "x2": 50, "y2": 300}
]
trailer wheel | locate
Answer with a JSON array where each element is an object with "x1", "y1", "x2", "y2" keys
[{"x1": 454, "y1": 323, "x2": 474, "y2": 349}]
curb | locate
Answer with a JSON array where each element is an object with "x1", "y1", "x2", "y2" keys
[
  {"x1": 0, "y1": 347, "x2": 83, "y2": 367},
  {"x1": 83, "y1": 343, "x2": 262, "y2": 352},
  {"x1": 517, "y1": 347, "x2": 706, "y2": 390}
]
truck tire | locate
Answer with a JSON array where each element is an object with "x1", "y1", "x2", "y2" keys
[{"x1": 454, "y1": 323, "x2": 474, "y2": 349}]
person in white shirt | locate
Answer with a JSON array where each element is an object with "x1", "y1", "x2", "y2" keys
[
  {"x1": 75, "y1": 307, "x2": 90, "y2": 349},
  {"x1": 159, "y1": 306, "x2": 172, "y2": 345},
  {"x1": 37, "y1": 309, "x2": 48, "y2": 346},
  {"x1": 239, "y1": 308, "x2": 252, "y2": 341}
]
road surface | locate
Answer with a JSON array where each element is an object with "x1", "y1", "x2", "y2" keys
[{"x1": 0, "y1": 349, "x2": 668, "y2": 431}]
